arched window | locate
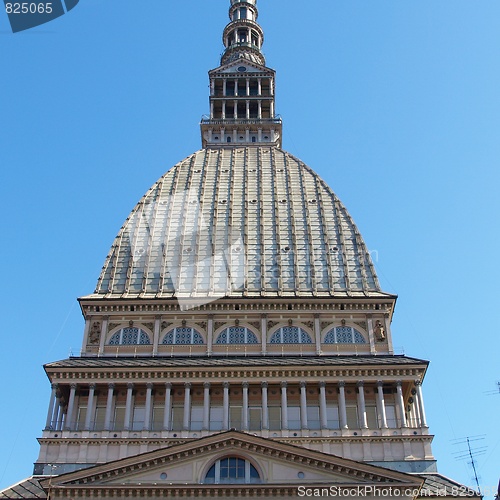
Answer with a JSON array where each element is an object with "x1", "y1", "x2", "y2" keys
[
  {"x1": 215, "y1": 326, "x2": 258, "y2": 345},
  {"x1": 324, "y1": 326, "x2": 366, "y2": 344},
  {"x1": 269, "y1": 326, "x2": 312, "y2": 344},
  {"x1": 109, "y1": 327, "x2": 151, "y2": 345},
  {"x1": 162, "y1": 327, "x2": 204, "y2": 345},
  {"x1": 204, "y1": 457, "x2": 261, "y2": 484}
]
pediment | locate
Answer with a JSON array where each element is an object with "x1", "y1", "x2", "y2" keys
[
  {"x1": 210, "y1": 59, "x2": 273, "y2": 75},
  {"x1": 41, "y1": 431, "x2": 423, "y2": 494}
]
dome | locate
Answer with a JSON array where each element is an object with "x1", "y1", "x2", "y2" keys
[{"x1": 91, "y1": 147, "x2": 386, "y2": 304}]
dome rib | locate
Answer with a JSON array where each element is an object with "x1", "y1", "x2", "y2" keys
[{"x1": 93, "y1": 147, "x2": 387, "y2": 301}]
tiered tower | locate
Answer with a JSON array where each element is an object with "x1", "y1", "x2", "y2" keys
[
  {"x1": 200, "y1": 0, "x2": 282, "y2": 148},
  {"x1": 33, "y1": 1, "x2": 437, "y2": 480}
]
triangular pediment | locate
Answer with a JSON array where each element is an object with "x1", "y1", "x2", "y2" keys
[
  {"x1": 41, "y1": 431, "x2": 423, "y2": 494},
  {"x1": 210, "y1": 59, "x2": 274, "y2": 76}
]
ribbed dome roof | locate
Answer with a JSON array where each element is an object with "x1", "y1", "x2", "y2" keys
[{"x1": 92, "y1": 147, "x2": 385, "y2": 303}]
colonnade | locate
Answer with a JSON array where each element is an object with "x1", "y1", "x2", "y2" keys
[{"x1": 45, "y1": 380, "x2": 428, "y2": 433}]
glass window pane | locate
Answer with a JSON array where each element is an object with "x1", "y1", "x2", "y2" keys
[{"x1": 346, "y1": 406, "x2": 358, "y2": 429}]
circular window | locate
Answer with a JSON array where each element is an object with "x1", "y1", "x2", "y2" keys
[
  {"x1": 160, "y1": 472, "x2": 167, "y2": 480},
  {"x1": 298, "y1": 472, "x2": 305, "y2": 479},
  {"x1": 238, "y1": 66, "x2": 247, "y2": 72}
]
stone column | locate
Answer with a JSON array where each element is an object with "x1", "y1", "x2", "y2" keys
[
  {"x1": 104, "y1": 383, "x2": 115, "y2": 431},
  {"x1": 396, "y1": 381, "x2": 408, "y2": 428},
  {"x1": 367, "y1": 316, "x2": 376, "y2": 354},
  {"x1": 300, "y1": 382, "x2": 308, "y2": 429},
  {"x1": 246, "y1": 100, "x2": 250, "y2": 119},
  {"x1": 261, "y1": 315, "x2": 267, "y2": 355},
  {"x1": 153, "y1": 316, "x2": 161, "y2": 356},
  {"x1": 319, "y1": 382, "x2": 328, "y2": 429},
  {"x1": 183, "y1": 383, "x2": 191, "y2": 431},
  {"x1": 270, "y1": 101, "x2": 274, "y2": 119},
  {"x1": 65, "y1": 384, "x2": 77, "y2": 431},
  {"x1": 45, "y1": 384, "x2": 58, "y2": 430},
  {"x1": 222, "y1": 382, "x2": 230, "y2": 430},
  {"x1": 163, "y1": 383, "x2": 172, "y2": 431},
  {"x1": 338, "y1": 381, "x2": 348, "y2": 429},
  {"x1": 234, "y1": 79, "x2": 238, "y2": 97},
  {"x1": 246, "y1": 78, "x2": 250, "y2": 96},
  {"x1": 222, "y1": 102, "x2": 226, "y2": 120},
  {"x1": 84, "y1": 384, "x2": 96, "y2": 431},
  {"x1": 144, "y1": 383, "x2": 153, "y2": 431},
  {"x1": 223, "y1": 79, "x2": 227, "y2": 96},
  {"x1": 124, "y1": 383, "x2": 134, "y2": 431},
  {"x1": 203, "y1": 382, "x2": 210, "y2": 430},
  {"x1": 258, "y1": 101, "x2": 262, "y2": 119},
  {"x1": 233, "y1": 100, "x2": 238, "y2": 119},
  {"x1": 81, "y1": 317, "x2": 91, "y2": 354},
  {"x1": 281, "y1": 382, "x2": 288, "y2": 430},
  {"x1": 357, "y1": 381, "x2": 368, "y2": 429},
  {"x1": 257, "y1": 78, "x2": 262, "y2": 96},
  {"x1": 376, "y1": 381, "x2": 388, "y2": 429},
  {"x1": 98, "y1": 316, "x2": 108, "y2": 356},
  {"x1": 207, "y1": 315, "x2": 214, "y2": 356},
  {"x1": 314, "y1": 315, "x2": 321, "y2": 354},
  {"x1": 261, "y1": 382, "x2": 269, "y2": 430},
  {"x1": 415, "y1": 380, "x2": 428, "y2": 427},
  {"x1": 56, "y1": 402, "x2": 64, "y2": 431},
  {"x1": 242, "y1": 382, "x2": 249, "y2": 431}
]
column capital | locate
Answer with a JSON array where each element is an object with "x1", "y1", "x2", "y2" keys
[
  {"x1": 318, "y1": 381, "x2": 326, "y2": 389},
  {"x1": 223, "y1": 382, "x2": 230, "y2": 389},
  {"x1": 280, "y1": 381, "x2": 288, "y2": 389},
  {"x1": 51, "y1": 383, "x2": 59, "y2": 390},
  {"x1": 242, "y1": 382, "x2": 249, "y2": 389},
  {"x1": 338, "y1": 381, "x2": 346, "y2": 388},
  {"x1": 414, "y1": 379, "x2": 422, "y2": 387},
  {"x1": 396, "y1": 380, "x2": 404, "y2": 387},
  {"x1": 204, "y1": 382, "x2": 211, "y2": 389},
  {"x1": 165, "y1": 382, "x2": 172, "y2": 390},
  {"x1": 261, "y1": 381, "x2": 268, "y2": 389},
  {"x1": 88, "y1": 383, "x2": 96, "y2": 390},
  {"x1": 70, "y1": 383, "x2": 77, "y2": 390},
  {"x1": 300, "y1": 381, "x2": 307, "y2": 389},
  {"x1": 127, "y1": 383, "x2": 134, "y2": 390},
  {"x1": 184, "y1": 382, "x2": 192, "y2": 389},
  {"x1": 146, "y1": 383, "x2": 154, "y2": 390},
  {"x1": 356, "y1": 381, "x2": 365, "y2": 388},
  {"x1": 107, "y1": 383, "x2": 115, "y2": 390},
  {"x1": 377, "y1": 380, "x2": 384, "y2": 388}
]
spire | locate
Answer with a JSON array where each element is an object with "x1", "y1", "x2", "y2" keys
[
  {"x1": 200, "y1": 0, "x2": 282, "y2": 148},
  {"x1": 221, "y1": 0, "x2": 265, "y2": 67}
]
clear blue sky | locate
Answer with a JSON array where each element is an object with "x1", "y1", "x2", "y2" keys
[{"x1": 0, "y1": 0, "x2": 499, "y2": 494}]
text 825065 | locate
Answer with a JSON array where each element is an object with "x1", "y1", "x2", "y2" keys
[{"x1": 5, "y1": 3, "x2": 53, "y2": 14}]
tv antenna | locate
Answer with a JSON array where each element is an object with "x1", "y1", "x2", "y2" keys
[
  {"x1": 484, "y1": 381, "x2": 500, "y2": 396},
  {"x1": 451, "y1": 435, "x2": 486, "y2": 496}
]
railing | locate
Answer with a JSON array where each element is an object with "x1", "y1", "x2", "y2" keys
[{"x1": 200, "y1": 117, "x2": 282, "y2": 126}]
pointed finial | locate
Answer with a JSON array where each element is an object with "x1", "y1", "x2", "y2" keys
[{"x1": 221, "y1": 0, "x2": 265, "y2": 66}]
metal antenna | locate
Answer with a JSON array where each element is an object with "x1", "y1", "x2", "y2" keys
[
  {"x1": 484, "y1": 381, "x2": 500, "y2": 396},
  {"x1": 452, "y1": 435, "x2": 487, "y2": 495}
]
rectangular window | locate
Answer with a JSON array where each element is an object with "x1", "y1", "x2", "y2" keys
[
  {"x1": 113, "y1": 406, "x2": 125, "y2": 431},
  {"x1": 132, "y1": 407, "x2": 146, "y2": 431},
  {"x1": 230, "y1": 406, "x2": 242, "y2": 430},
  {"x1": 152, "y1": 406, "x2": 164, "y2": 431},
  {"x1": 249, "y1": 407, "x2": 262, "y2": 431},
  {"x1": 94, "y1": 406, "x2": 107, "y2": 431},
  {"x1": 288, "y1": 406, "x2": 301, "y2": 430},
  {"x1": 268, "y1": 406, "x2": 281, "y2": 430},
  {"x1": 386, "y1": 405, "x2": 397, "y2": 428},
  {"x1": 171, "y1": 406, "x2": 184, "y2": 431},
  {"x1": 210, "y1": 406, "x2": 223, "y2": 431},
  {"x1": 326, "y1": 405, "x2": 340, "y2": 429},
  {"x1": 190, "y1": 406, "x2": 204, "y2": 431},
  {"x1": 366, "y1": 406, "x2": 378, "y2": 429},
  {"x1": 346, "y1": 406, "x2": 358, "y2": 429},
  {"x1": 76, "y1": 407, "x2": 87, "y2": 431},
  {"x1": 307, "y1": 406, "x2": 321, "y2": 430}
]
